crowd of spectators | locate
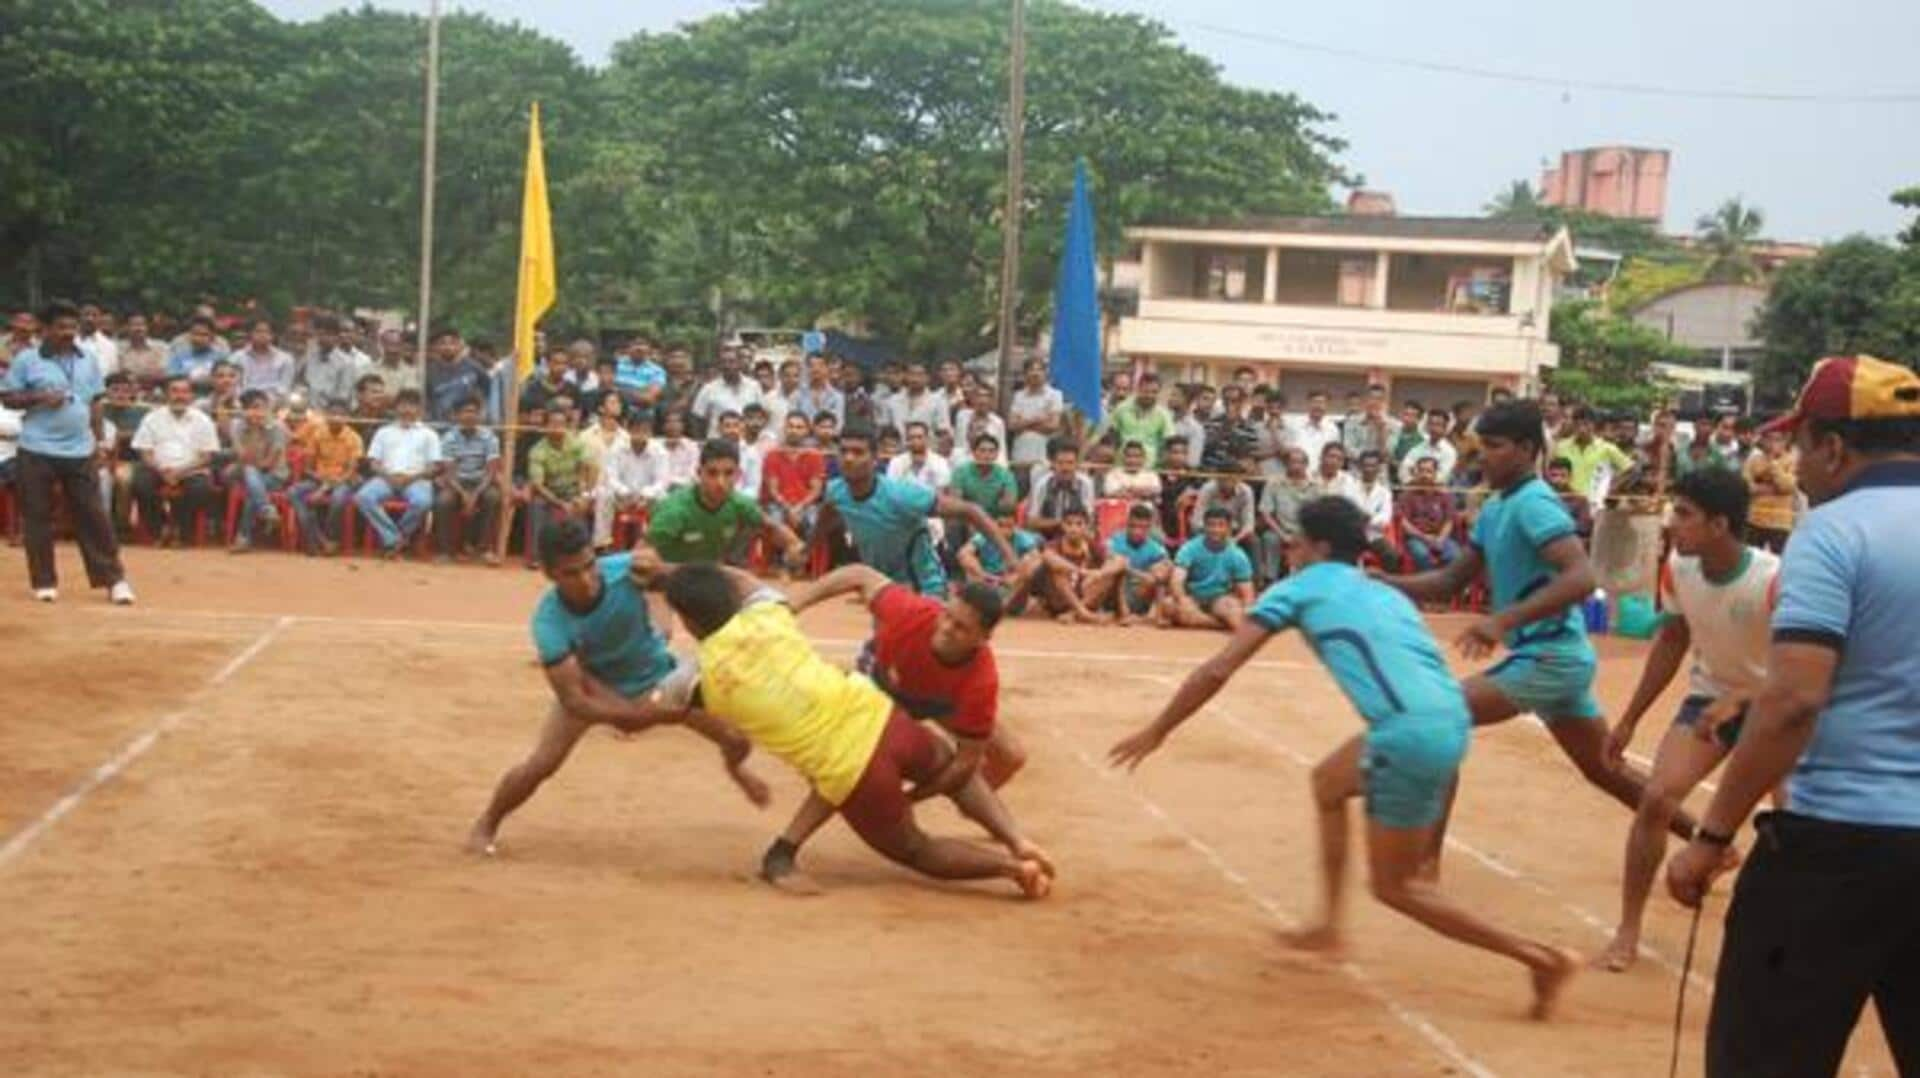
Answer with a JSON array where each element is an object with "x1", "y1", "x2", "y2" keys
[{"x1": 1, "y1": 301, "x2": 1802, "y2": 624}]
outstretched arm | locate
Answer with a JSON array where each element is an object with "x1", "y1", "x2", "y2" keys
[
  {"x1": 544, "y1": 656, "x2": 671, "y2": 731},
  {"x1": 938, "y1": 492, "x2": 1015, "y2": 566},
  {"x1": 788, "y1": 563, "x2": 892, "y2": 614},
  {"x1": 1381, "y1": 543, "x2": 1481, "y2": 602},
  {"x1": 1109, "y1": 620, "x2": 1272, "y2": 770},
  {"x1": 907, "y1": 736, "x2": 986, "y2": 803},
  {"x1": 1605, "y1": 614, "x2": 1690, "y2": 765}
]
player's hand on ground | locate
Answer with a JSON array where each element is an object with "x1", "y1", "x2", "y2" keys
[
  {"x1": 1454, "y1": 616, "x2": 1502, "y2": 660},
  {"x1": 1108, "y1": 725, "x2": 1166, "y2": 772},
  {"x1": 1010, "y1": 838, "x2": 1056, "y2": 877},
  {"x1": 1665, "y1": 837, "x2": 1728, "y2": 908}
]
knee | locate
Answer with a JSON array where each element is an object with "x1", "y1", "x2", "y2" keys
[
  {"x1": 1368, "y1": 873, "x2": 1419, "y2": 911},
  {"x1": 1637, "y1": 783, "x2": 1686, "y2": 823}
]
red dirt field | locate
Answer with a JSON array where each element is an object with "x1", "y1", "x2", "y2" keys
[{"x1": 0, "y1": 546, "x2": 1895, "y2": 1075}]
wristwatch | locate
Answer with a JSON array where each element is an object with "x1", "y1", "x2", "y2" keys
[{"x1": 1693, "y1": 825, "x2": 1735, "y2": 847}]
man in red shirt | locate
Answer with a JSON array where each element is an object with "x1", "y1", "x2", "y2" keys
[
  {"x1": 761, "y1": 411, "x2": 826, "y2": 538},
  {"x1": 766, "y1": 562, "x2": 1034, "y2": 892}
]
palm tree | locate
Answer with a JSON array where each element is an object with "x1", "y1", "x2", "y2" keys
[
  {"x1": 1485, "y1": 180, "x2": 1543, "y2": 220},
  {"x1": 1696, "y1": 197, "x2": 1766, "y2": 282}
]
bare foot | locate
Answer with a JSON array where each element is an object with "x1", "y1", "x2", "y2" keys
[
  {"x1": 1015, "y1": 859, "x2": 1053, "y2": 900},
  {"x1": 763, "y1": 869, "x2": 826, "y2": 896},
  {"x1": 1280, "y1": 923, "x2": 1343, "y2": 954},
  {"x1": 1593, "y1": 932, "x2": 1639, "y2": 972},
  {"x1": 465, "y1": 826, "x2": 500, "y2": 857},
  {"x1": 1529, "y1": 946, "x2": 1581, "y2": 1020}
]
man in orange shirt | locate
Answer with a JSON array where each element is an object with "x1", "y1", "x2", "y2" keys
[{"x1": 289, "y1": 404, "x2": 364, "y2": 555}]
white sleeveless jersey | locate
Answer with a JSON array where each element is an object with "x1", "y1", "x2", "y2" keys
[{"x1": 1661, "y1": 547, "x2": 1780, "y2": 699}]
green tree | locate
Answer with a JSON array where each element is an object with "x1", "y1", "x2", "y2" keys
[
  {"x1": 595, "y1": 0, "x2": 1350, "y2": 355},
  {"x1": 1484, "y1": 179, "x2": 1542, "y2": 220},
  {"x1": 1547, "y1": 299, "x2": 1682, "y2": 411},
  {"x1": 1753, "y1": 235, "x2": 1916, "y2": 398},
  {"x1": 1695, "y1": 197, "x2": 1765, "y2": 283},
  {"x1": 1606, "y1": 257, "x2": 1709, "y2": 313}
]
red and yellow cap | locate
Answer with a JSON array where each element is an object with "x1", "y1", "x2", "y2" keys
[{"x1": 1761, "y1": 355, "x2": 1920, "y2": 434}]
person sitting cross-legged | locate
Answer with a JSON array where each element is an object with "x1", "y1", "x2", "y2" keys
[
  {"x1": 1165, "y1": 506, "x2": 1256, "y2": 630},
  {"x1": 956, "y1": 508, "x2": 1043, "y2": 618},
  {"x1": 1036, "y1": 505, "x2": 1124, "y2": 624},
  {"x1": 354, "y1": 387, "x2": 441, "y2": 559},
  {"x1": 1106, "y1": 501, "x2": 1173, "y2": 626}
]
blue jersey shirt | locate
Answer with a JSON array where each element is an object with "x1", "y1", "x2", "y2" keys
[
  {"x1": 1470, "y1": 475, "x2": 1589, "y2": 654},
  {"x1": 1771, "y1": 460, "x2": 1920, "y2": 827},
  {"x1": 5, "y1": 345, "x2": 103, "y2": 458},
  {"x1": 1107, "y1": 531, "x2": 1170, "y2": 572},
  {"x1": 1175, "y1": 536, "x2": 1253, "y2": 602},
  {"x1": 827, "y1": 474, "x2": 947, "y2": 595},
  {"x1": 970, "y1": 527, "x2": 1041, "y2": 576},
  {"x1": 1250, "y1": 561, "x2": 1470, "y2": 729},
  {"x1": 530, "y1": 553, "x2": 677, "y2": 698}
]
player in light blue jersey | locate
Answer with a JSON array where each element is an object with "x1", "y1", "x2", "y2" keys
[
  {"x1": 1112, "y1": 497, "x2": 1577, "y2": 1019},
  {"x1": 1379, "y1": 400, "x2": 1692, "y2": 871},
  {"x1": 819, "y1": 423, "x2": 1013, "y2": 598}
]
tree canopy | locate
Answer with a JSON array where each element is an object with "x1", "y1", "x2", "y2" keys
[
  {"x1": 0, "y1": 0, "x2": 1351, "y2": 357},
  {"x1": 1547, "y1": 298, "x2": 1683, "y2": 411}
]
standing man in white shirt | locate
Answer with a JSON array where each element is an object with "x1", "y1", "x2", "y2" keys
[
  {"x1": 354, "y1": 388, "x2": 442, "y2": 557},
  {"x1": 1006, "y1": 359, "x2": 1063, "y2": 485},
  {"x1": 297, "y1": 314, "x2": 369, "y2": 413},
  {"x1": 886, "y1": 362, "x2": 952, "y2": 442},
  {"x1": 689, "y1": 346, "x2": 763, "y2": 436},
  {"x1": 953, "y1": 383, "x2": 1008, "y2": 467},
  {"x1": 78, "y1": 303, "x2": 119, "y2": 375},
  {"x1": 887, "y1": 420, "x2": 953, "y2": 493},
  {"x1": 1290, "y1": 390, "x2": 1340, "y2": 472},
  {"x1": 129, "y1": 375, "x2": 222, "y2": 546},
  {"x1": 1398, "y1": 409, "x2": 1459, "y2": 485},
  {"x1": 1352, "y1": 450, "x2": 1395, "y2": 543}
]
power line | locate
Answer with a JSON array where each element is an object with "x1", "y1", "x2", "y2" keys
[{"x1": 1147, "y1": 14, "x2": 1920, "y2": 104}]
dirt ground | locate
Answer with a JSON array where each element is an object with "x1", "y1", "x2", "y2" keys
[{"x1": 0, "y1": 546, "x2": 1895, "y2": 1076}]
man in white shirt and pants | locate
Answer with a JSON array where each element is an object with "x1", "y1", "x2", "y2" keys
[{"x1": 354, "y1": 388, "x2": 442, "y2": 556}]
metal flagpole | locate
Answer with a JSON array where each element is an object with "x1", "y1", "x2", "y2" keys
[
  {"x1": 992, "y1": 0, "x2": 1027, "y2": 411},
  {"x1": 415, "y1": 0, "x2": 443, "y2": 358}
]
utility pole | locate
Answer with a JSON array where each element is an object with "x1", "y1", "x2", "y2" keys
[
  {"x1": 415, "y1": 0, "x2": 443, "y2": 358},
  {"x1": 992, "y1": 0, "x2": 1027, "y2": 408}
]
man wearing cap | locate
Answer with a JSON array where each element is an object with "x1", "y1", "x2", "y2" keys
[{"x1": 1668, "y1": 355, "x2": 1920, "y2": 1077}]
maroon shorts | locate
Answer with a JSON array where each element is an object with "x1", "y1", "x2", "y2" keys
[{"x1": 837, "y1": 709, "x2": 942, "y2": 856}]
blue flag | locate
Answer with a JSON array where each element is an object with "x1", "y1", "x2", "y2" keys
[{"x1": 1049, "y1": 160, "x2": 1102, "y2": 424}]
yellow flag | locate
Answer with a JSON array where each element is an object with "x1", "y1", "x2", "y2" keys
[{"x1": 513, "y1": 102, "x2": 555, "y2": 380}]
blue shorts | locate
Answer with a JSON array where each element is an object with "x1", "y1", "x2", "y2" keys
[
  {"x1": 1674, "y1": 694, "x2": 1746, "y2": 750},
  {"x1": 1363, "y1": 719, "x2": 1468, "y2": 830},
  {"x1": 1482, "y1": 645, "x2": 1601, "y2": 723}
]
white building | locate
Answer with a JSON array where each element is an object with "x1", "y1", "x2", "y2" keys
[{"x1": 1116, "y1": 215, "x2": 1576, "y2": 406}]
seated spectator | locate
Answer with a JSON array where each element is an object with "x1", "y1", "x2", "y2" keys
[
  {"x1": 1352, "y1": 450, "x2": 1394, "y2": 543},
  {"x1": 1103, "y1": 440, "x2": 1162, "y2": 502},
  {"x1": 1157, "y1": 435, "x2": 1202, "y2": 541},
  {"x1": 435, "y1": 396, "x2": 503, "y2": 564},
  {"x1": 887, "y1": 420, "x2": 952, "y2": 493},
  {"x1": 1025, "y1": 436, "x2": 1097, "y2": 538},
  {"x1": 1189, "y1": 459, "x2": 1256, "y2": 560},
  {"x1": 510, "y1": 405, "x2": 545, "y2": 487},
  {"x1": 659, "y1": 409, "x2": 699, "y2": 489},
  {"x1": 714, "y1": 410, "x2": 764, "y2": 498},
  {"x1": 953, "y1": 383, "x2": 1008, "y2": 467},
  {"x1": 354, "y1": 388, "x2": 441, "y2": 558},
  {"x1": 957, "y1": 508, "x2": 1044, "y2": 617},
  {"x1": 1314, "y1": 443, "x2": 1360, "y2": 502},
  {"x1": 1166, "y1": 506, "x2": 1255, "y2": 631},
  {"x1": 101, "y1": 372, "x2": 149, "y2": 533},
  {"x1": 1037, "y1": 505, "x2": 1123, "y2": 624},
  {"x1": 1545, "y1": 456, "x2": 1594, "y2": 541},
  {"x1": 167, "y1": 314, "x2": 225, "y2": 385},
  {"x1": 1398, "y1": 409, "x2": 1457, "y2": 485},
  {"x1": 760, "y1": 410, "x2": 826, "y2": 541},
  {"x1": 1105, "y1": 501, "x2": 1172, "y2": 626},
  {"x1": 742, "y1": 401, "x2": 777, "y2": 455},
  {"x1": 352, "y1": 371, "x2": 390, "y2": 425},
  {"x1": 949, "y1": 432, "x2": 1018, "y2": 517},
  {"x1": 129, "y1": 375, "x2": 220, "y2": 546},
  {"x1": 1396, "y1": 456, "x2": 1459, "y2": 571},
  {"x1": 576, "y1": 391, "x2": 630, "y2": 483},
  {"x1": 525, "y1": 407, "x2": 594, "y2": 559},
  {"x1": 197, "y1": 359, "x2": 242, "y2": 444},
  {"x1": 227, "y1": 389, "x2": 291, "y2": 553},
  {"x1": 1391, "y1": 399, "x2": 1426, "y2": 468},
  {"x1": 289, "y1": 404, "x2": 363, "y2": 556},
  {"x1": 1256, "y1": 447, "x2": 1316, "y2": 583},
  {"x1": 1084, "y1": 428, "x2": 1119, "y2": 472},
  {"x1": 592, "y1": 409, "x2": 670, "y2": 550}
]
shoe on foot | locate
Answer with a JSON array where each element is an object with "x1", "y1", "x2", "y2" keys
[
  {"x1": 229, "y1": 538, "x2": 253, "y2": 554},
  {"x1": 109, "y1": 581, "x2": 135, "y2": 606},
  {"x1": 32, "y1": 587, "x2": 57, "y2": 603}
]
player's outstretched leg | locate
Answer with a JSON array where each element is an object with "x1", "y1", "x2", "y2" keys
[
  {"x1": 1420, "y1": 676, "x2": 1523, "y2": 876},
  {"x1": 1281, "y1": 736, "x2": 1363, "y2": 952},
  {"x1": 468, "y1": 706, "x2": 589, "y2": 855},
  {"x1": 1546, "y1": 715, "x2": 1697, "y2": 841},
  {"x1": 1598, "y1": 723, "x2": 1726, "y2": 971}
]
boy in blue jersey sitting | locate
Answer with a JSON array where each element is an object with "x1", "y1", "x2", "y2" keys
[
  {"x1": 1165, "y1": 506, "x2": 1256, "y2": 630},
  {"x1": 1112, "y1": 497, "x2": 1578, "y2": 1019},
  {"x1": 1379, "y1": 400, "x2": 1695, "y2": 870},
  {"x1": 818, "y1": 423, "x2": 1014, "y2": 598},
  {"x1": 956, "y1": 508, "x2": 1044, "y2": 617},
  {"x1": 467, "y1": 520, "x2": 770, "y2": 857},
  {"x1": 1105, "y1": 501, "x2": 1172, "y2": 626}
]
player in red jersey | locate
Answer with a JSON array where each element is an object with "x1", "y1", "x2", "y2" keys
[{"x1": 761, "y1": 563, "x2": 1036, "y2": 892}]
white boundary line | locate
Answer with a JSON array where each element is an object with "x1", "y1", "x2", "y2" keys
[
  {"x1": 1121, "y1": 672, "x2": 1713, "y2": 992},
  {"x1": 1041, "y1": 723, "x2": 1495, "y2": 1078},
  {"x1": 0, "y1": 616, "x2": 292, "y2": 871}
]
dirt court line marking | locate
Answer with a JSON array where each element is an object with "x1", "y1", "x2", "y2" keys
[
  {"x1": 1122, "y1": 672, "x2": 1713, "y2": 992},
  {"x1": 0, "y1": 616, "x2": 292, "y2": 872},
  {"x1": 1041, "y1": 722, "x2": 1496, "y2": 1078}
]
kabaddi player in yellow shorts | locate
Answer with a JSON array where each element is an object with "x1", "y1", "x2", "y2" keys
[{"x1": 658, "y1": 561, "x2": 1054, "y2": 899}]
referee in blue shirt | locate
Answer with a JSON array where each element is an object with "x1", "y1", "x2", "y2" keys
[{"x1": 1669, "y1": 355, "x2": 1920, "y2": 1077}]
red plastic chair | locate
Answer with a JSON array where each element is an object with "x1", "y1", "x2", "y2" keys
[
  {"x1": 224, "y1": 483, "x2": 300, "y2": 551},
  {"x1": 613, "y1": 505, "x2": 651, "y2": 549},
  {"x1": 351, "y1": 497, "x2": 433, "y2": 557},
  {"x1": 1093, "y1": 498, "x2": 1130, "y2": 545}
]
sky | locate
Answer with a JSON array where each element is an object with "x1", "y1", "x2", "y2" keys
[{"x1": 259, "y1": 0, "x2": 1920, "y2": 242}]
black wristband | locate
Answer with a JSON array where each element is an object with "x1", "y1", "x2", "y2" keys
[{"x1": 1693, "y1": 826, "x2": 1735, "y2": 848}]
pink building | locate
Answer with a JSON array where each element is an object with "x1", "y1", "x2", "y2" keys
[{"x1": 1540, "y1": 147, "x2": 1670, "y2": 222}]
